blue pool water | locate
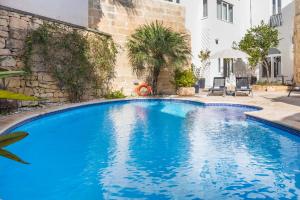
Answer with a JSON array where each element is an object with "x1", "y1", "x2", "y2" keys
[{"x1": 0, "y1": 100, "x2": 300, "y2": 200}]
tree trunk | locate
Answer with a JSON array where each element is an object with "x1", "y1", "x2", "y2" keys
[
  {"x1": 263, "y1": 58, "x2": 271, "y2": 83},
  {"x1": 151, "y1": 67, "x2": 160, "y2": 95}
]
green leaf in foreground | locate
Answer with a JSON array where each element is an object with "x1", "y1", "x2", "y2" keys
[
  {"x1": 0, "y1": 89, "x2": 38, "y2": 101},
  {"x1": 0, "y1": 71, "x2": 26, "y2": 79},
  {"x1": 0, "y1": 132, "x2": 29, "y2": 148},
  {"x1": 0, "y1": 149, "x2": 29, "y2": 164},
  {"x1": 0, "y1": 132, "x2": 29, "y2": 164}
]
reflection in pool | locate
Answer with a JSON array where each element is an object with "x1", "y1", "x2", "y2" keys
[{"x1": 0, "y1": 100, "x2": 299, "y2": 199}]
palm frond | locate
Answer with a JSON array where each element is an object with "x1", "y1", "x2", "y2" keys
[
  {"x1": 0, "y1": 132, "x2": 29, "y2": 164},
  {"x1": 0, "y1": 132, "x2": 29, "y2": 148},
  {"x1": 0, "y1": 89, "x2": 39, "y2": 101},
  {"x1": 0, "y1": 149, "x2": 29, "y2": 164},
  {"x1": 0, "y1": 71, "x2": 26, "y2": 79}
]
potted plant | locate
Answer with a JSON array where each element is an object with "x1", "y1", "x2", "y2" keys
[
  {"x1": 173, "y1": 68, "x2": 196, "y2": 96},
  {"x1": 194, "y1": 50, "x2": 211, "y2": 92}
]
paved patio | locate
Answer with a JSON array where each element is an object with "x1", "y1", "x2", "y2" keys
[{"x1": 0, "y1": 91, "x2": 300, "y2": 134}]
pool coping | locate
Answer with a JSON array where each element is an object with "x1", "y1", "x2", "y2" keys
[{"x1": 0, "y1": 97, "x2": 300, "y2": 136}]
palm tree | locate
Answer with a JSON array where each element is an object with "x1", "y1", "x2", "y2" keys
[{"x1": 126, "y1": 21, "x2": 190, "y2": 95}]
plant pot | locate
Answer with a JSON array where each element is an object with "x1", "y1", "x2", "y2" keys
[
  {"x1": 198, "y1": 78, "x2": 205, "y2": 89},
  {"x1": 177, "y1": 87, "x2": 195, "y2": 96}
]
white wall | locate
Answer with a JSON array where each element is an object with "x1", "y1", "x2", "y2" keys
[
  {"x1": 0, "y1": 0, "x2": 88, "y2": 27},
  {"x1": 181, "y1": 0, "x2": 295, "y2": 87},
  {"x1": 181, "y1": 0, "x2": 256, "y2": 87},
  {"x1": 277, "y1": 0, "x2": 295, "y2": 80}
]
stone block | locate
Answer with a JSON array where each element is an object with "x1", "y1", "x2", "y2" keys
[
  {"x1": 7, "y1": 78, "x2": 21, "y2": 88},
  {"x1": 0, "y1": 30, "x2": 8, "y2": 37},
  {"x1": 7, "y1": 39, "x2": 24, "y2": 49},
  {"x1": 42, "y1": 74, "x2": 54, "y2": 82},
  {"x1": 8, "y1": 12, "x2": 21, "y2": 18},
  {"x1": 0, "y1": 26, "x2": 8, "y2": 31},
  {"x1": 0, "y1": 49, "x2": 11, "y2": 56},
  {"x1": 0, "y1": 18, "x2": 8, "y2": 27},
  {"x1": 9, "y1": 29, "x2": 27, "y2": 40},
  {"x1": 0, "y1": 38, "x2": 5, "y2": 48},
  {"x1": 20, "y1": 101, "x2": 39, "y2": 107},
  {"x1": 9, "y1": 17, "x2": 28, "y2": 29},
  {"x1": 22, "y1": 87, "x2": 34, "y2": 96},
  {"x1": 177, "y1": 87, "x2": 195, "y2": 96},
  {"x1": 16, "y1": 60, "x2": 24, "y2": 68},
  {"x1": 26, "y1": 80, "x2": 39, "y2": 87},
  {"x1": 0, "y1": 56, "x2": 16, "y2": 67},
  {"x1": 40, "y1": 92, "x2": 54, "y2": 98},
  {"x1": 0, "y1": 10, "x2": 8, "y2": 16}
]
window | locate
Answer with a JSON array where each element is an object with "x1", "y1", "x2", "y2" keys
[
  {"x1": 217, "y1": 0, "x2": 222, "y2": 20},
  {"x1": 277, "y1": 0, "x2": 282, "y2": 14},
  {"x1": 203, "y1": 0, "x2": 208, "y2": 18},
  {"x1": 222, "y1": 2, "x2": 227, "y2": 20},
  {"x1": 217, "y1": 0, "x2": 233, "y2": 23},
  {"x1": 272, "y1": 0, "x2": 276, "y2": 15},
  {"x1": 223, "y1": 59, "x2": 233, "y2": 77},
  {"x1": 272, "y1": 0, "x2": 282, "y2": 15},
  {"x1": 218, "y1": 58, "x2": 221, "y2": 73},
  {"x1": 274, "y1": 56, "x2": 281, "y2": 77},
  {"x1": 229, "y1": 5, "x2": 233, "y2": 23}
]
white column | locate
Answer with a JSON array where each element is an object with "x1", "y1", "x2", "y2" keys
[{"x1": 270, "y1": 56, "x2": 275, "y2": 80}]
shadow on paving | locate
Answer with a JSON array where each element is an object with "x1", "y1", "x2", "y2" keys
[{"x1": 267, "y1": 95, "x2": 300, "y2": 107}]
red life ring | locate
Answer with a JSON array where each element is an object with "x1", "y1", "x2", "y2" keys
[{"x1": 136, "y1": 83, "x2": 152, "y2": 96}]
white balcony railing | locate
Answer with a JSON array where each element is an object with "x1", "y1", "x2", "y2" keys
[
  {"x1": 164, "y1": 0, "x2": 180, "y2": 4},
  {"x1": 270, "y1": 13, "x2": 282, "y2": 27}
]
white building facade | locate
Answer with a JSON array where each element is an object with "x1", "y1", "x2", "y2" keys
[
  {"x1": 181, "y1": 0, "x2": 295, "y2": 88},
  {"x1": 0, "y1": 0, "x2": 294, "y2": 88}
]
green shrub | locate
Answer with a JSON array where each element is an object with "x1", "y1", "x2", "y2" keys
[
  {"x1": 23, "y1": 23, "x2": 117, "y2": 102},
  {"x1": 173, "y1": 69, "x2": 196, "y2": 88},
  {"x1": 104, "y1": 90, "x2": 126, "y2": 99}
]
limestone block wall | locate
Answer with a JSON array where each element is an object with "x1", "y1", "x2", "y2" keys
[
  {"x1": 89, "y1": 0, "x2": 188, "y2": 95},
  {"x1": 295, "y1": 0, "x2": 300, "y2": 83},
  {"x1": 0, "y1": 6, "x2": 110, "y2": 103}
]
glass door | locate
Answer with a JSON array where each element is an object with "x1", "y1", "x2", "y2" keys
[{"x1": 274, "y1": 56, "x2": 281, "y2": 77}]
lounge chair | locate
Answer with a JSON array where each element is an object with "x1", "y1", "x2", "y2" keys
[
  {"x1": 288, "y1": 79, "x2": 300, "y2": 97},
  {"x1": 235, "y1": 77, "x2": 253, "y2": 97},
  {"x1": 208, "y1": 77, "x2": 226, "y2": 97},
  {"x1": 285, "y1": 77, "x2": 294, "y2": 86}
]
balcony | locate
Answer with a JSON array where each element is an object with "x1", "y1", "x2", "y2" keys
[
  {"x1": 269, "y1": 13, "x2": 283, "y2": 27},
  {"x1": 164, "y1": 0, "x2": 180, "y2": 4}
]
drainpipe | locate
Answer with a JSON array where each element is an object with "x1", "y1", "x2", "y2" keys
[{"x1": 250, "y1": 0, "x2": 253, "y2": 27}]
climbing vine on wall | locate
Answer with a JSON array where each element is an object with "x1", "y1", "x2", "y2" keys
[{"x1": 23, "y1": 23, "x2": 117, "y2": 102}]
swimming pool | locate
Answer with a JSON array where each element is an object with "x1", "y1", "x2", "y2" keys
[{"x1": 0, "y1": 99, "x2": 299, "y2": 199}]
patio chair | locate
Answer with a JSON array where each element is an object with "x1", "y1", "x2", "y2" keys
[
  {"x1": 235, "y1": 77, "x2": 253, "y2": 97},
  {"x1": 208, "y1": 77, "x2": 226, "y2": 97},
  {"x1": 288, "y1": 79, "x2": 300, "y2": 97},
  {"x1": 285, "y1": 77, "x2": 294, "y2": 86}
]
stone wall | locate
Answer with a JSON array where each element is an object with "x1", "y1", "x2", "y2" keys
[
  {"x1": 0, "y1": 6, "x2": 111, "y2": 103},
  {"x1": 89, "y1": 0, "x2": 188, "y2": 95},
  {"x1": 295, "y1": 0, "x2": 300, "y2": 83}
]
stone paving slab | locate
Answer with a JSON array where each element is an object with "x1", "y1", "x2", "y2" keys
[{"x1": 0, "y1": 92, "x2": 300, "y2": 134}]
